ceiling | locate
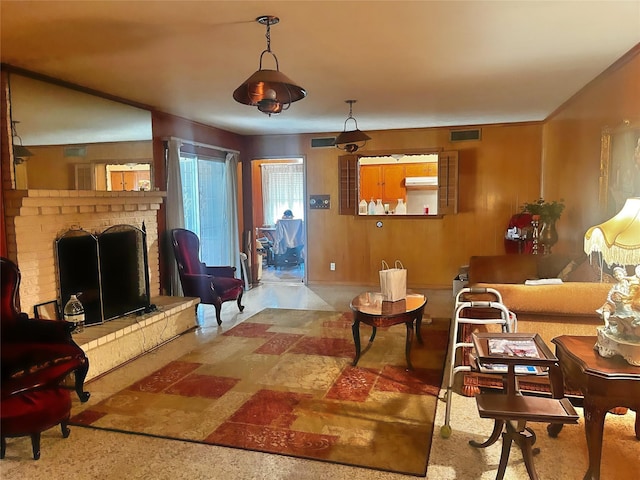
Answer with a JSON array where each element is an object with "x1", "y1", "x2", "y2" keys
[{"x1": 2, "y1": 1, "x2": 639, "y2": 141}]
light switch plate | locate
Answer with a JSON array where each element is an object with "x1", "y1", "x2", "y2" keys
[{"x1": 309, "y1": 195, "x2": 330, "y2": 209}]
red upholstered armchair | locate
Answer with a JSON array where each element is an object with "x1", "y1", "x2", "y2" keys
[
  {"x1": 171, "y1": 228, "x2": 244, "y2": 325},
  {"x1": 1, "y1": 257, "x2": 90, "y2": 459}
]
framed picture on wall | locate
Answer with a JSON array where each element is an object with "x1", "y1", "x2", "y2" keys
[{"x1": 600, "y1": 120, "x2": 640, "y2": 216}]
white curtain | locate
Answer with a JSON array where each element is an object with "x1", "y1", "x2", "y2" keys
[
  {"x1": 165, "y1": 138, "x2": 185, "y2": 296},
  {"x1": 225, "y1": 152, "x2": 242, "y2": 274},
  {"x1": 261, "y1": 163, "x2": 304, "y2": 225}
]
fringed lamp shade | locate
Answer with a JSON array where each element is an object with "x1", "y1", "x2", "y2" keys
[{"x1": 584, "y1": 197, "x2": 640, "y2": 266}]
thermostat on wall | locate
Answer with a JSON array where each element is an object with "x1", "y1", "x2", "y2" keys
[{"x1": 309, "y1": 195, "x2": 330, "y2": 209}]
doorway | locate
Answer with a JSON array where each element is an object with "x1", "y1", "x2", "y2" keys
[{"x1": 252, "y1": 157, "x2": 306, "y2": 285}]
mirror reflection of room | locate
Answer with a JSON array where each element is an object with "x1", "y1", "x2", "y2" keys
[
  {"x1": 358, "y1": 153, "x2": 439, "y2": 215},
  {"x1": 8, "y1": 72, "x2": 153, "y2": 191}
]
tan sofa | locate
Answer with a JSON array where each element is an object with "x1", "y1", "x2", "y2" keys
[
  {"x1": 461, "y1": 253, "x2": 613, "y2": 395},
  {"x1": 466, "y1": 254, "x2": 611, "y2": 345}
]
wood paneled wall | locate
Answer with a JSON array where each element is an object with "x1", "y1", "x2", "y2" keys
[
  {"x1": 247, "y1": 124, "x2": 543, "y2": 288},
  {"x1": 2, "y1": 47, "x2": 636, "y2": 292},
  {"x1": 542, "y1": 46, "x2": 640, "y2": 254}
]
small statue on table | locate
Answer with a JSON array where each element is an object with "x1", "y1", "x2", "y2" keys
[{"x1": 596, "y1": 265, "x2": 640, "y2": 366}]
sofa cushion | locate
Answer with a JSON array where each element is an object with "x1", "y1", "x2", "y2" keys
[{"x1": 476, "y1": 282, "x2": 612, "y2": 316}]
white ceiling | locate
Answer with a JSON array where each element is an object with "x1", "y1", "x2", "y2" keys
[{"x1": 2, "y1": 1, "x2": 639, "y2": 142}]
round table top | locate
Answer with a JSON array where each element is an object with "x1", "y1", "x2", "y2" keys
[{"x1": 350, "y1": 291, "x2": 427, "y2": 317}]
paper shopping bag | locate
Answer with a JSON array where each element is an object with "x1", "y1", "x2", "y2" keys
[{"x1": 379, "y1": 260, "x2": 407, "y2": 302}]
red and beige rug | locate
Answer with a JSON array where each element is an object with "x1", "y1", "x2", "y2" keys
[{"x1": 71, "y1": 309, "x2": 450, "y2": 476}]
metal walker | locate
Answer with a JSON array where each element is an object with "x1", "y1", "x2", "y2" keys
[{"x1": 440, "y1": 287, "x2": 516, "y2": 438}]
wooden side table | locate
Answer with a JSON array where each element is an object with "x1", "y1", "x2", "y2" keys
[
  {"x1": 551, "y1": 335, "x2": 640, "y2": 480},
  {"x1": 350, "y1": 291, "x2": 427, "y2": 370},
  {"x1": 470, "y1": 332, "x2": 579, "y2": 480}
]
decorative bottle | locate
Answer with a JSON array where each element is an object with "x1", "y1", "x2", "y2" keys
[
  {"x1": 368, "y1": 198, "x2": 376, "y2": 215},
  {"x1": 359, "y1": 199, "x2": 368, "y2": 215},
  {"x1": 374, "y1": 199, "x2": 385, "y2": 215},
  {"x1": 64, "y1": 294, "x2": 85, "y2": 334},
  {"x1": 396, "y1": 199, "x2": 406, "y2": 214}
]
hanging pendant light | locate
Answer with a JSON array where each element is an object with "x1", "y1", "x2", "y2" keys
[
  {"x1": 335, "y1": 100, "x2": 370, "y2": 153},
  {"x1": 233, "y1": 15, "x2": 306, "y2": 116},
  {"x1": 11, "y1": 121, "x2": 34, "y2": 164}
]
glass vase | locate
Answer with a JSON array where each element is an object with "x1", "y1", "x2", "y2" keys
[{"x1": 539, "y1": 220, "x2": 558, "y2": 255}]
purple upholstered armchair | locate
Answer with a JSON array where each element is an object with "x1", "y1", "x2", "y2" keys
[
  {"x1": 171, "y1": 228, "x2": 244, "y2": 325},
  {"x1": 1, "y1": 257, "x2": 90, "y2": 460}
]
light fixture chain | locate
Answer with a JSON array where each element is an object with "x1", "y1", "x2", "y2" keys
[{"x1": 265, "y1": 19, "x2": 271, "y2": 53}]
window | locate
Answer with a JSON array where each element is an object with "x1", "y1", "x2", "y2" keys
[
  {"x1": 338, "y1": 151, "x2": 458, "y2": 216},
  {"x1": 261, "y1": 163, "x2": 304, "y2": 225},
  {"x1": 179, "y1": 153, "x2": 229, "y2": 265}
]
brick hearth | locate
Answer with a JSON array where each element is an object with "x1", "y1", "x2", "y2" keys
[{"x1": 74, "y1": 296, "x2": 199, "y2": 381}]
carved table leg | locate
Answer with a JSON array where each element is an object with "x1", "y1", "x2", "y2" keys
[
  {"x1": 582, "y1": 398, "x2": 608, "y2": 480},
  {"x1": 496, "y1": 430, "x2": 513, "y2": 480},
  {"x1": 469, "y1": 419, "x2": 504, "y2": 448},
  {"x1": 547, "y1": 423, "x2": 564, "y2": 438},
  {"x1": 516, "y1": 427, "x2": 540, "y2": 480},
  {"x1": 415, "y1": 309, "x2": 424, "y2": 345},
  {"x1": 351, "y1": 318, "x2": 361, "y2": 366},
  {"x1": 404, "y1": 321, "x2": 414, "y2": 370}
]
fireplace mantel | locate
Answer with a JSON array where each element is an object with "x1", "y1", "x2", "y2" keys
[{"x1": 3, "y1": 189, "x2": 166, "y2": 317}]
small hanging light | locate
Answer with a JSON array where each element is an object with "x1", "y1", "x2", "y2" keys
[
  {"x1": 335, "y1": 100, "x2": 370, "y2": 153},
  {"x1": 233, "y1": 15, "x2": 306, "y2": 116},
  {"x1": 11, "y1": 121, "x2": 33, "y2": 164}
]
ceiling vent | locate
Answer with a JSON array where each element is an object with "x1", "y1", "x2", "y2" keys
[
  {"x1": 311, "y1": 137, "x2": 336, "y2": 148},
  {"x1": 64, "y1": 146, "x2": 87, "y2": 157},
  {"x1": 450, "y1": 129, "x2": 481, "y2": 142}
]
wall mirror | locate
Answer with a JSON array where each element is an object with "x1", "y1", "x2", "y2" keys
[
  {"x1": 357, "y1": 153, "x2": 439, "y2": 215},
  {"x1": 8, "y1": 71, "x2": 153, "y2": 191},
  {"x1": 599, "y1": 119, "x2": 640, "y2": 217}
]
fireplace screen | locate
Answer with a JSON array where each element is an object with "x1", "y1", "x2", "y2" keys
[{"x1": 56, "y1": 224, "x2": 151, "y2": 326}]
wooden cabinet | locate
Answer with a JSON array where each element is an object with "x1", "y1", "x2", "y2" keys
[
  {"x1": 359, "y1": 164, "x2": 406, "y2": 204},
  {"x1": 405, "y1": 162, "x2": 438, "y2": 177},
  {"x1": 383, "y1": 164, "x2": 405, "y2": 202},
  {"x1": 110, "y1": 170, "x2": 150, "y2": 191}
]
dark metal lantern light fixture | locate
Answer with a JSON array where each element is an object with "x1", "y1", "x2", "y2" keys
[
  {"x1": 335, "y1": 100, "x2": 370, "y2": 153},
  {"x1": 11, "y1": 121, "x2": 33, "y2": 164},
  {"x1": 233, "y1": 15, "x2": 306, "y2": 116}
]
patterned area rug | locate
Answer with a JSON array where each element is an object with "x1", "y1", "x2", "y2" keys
[{"x1": 71, "y1": 309, "x2": 450, "y2": 476}]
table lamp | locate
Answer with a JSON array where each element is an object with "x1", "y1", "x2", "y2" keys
[{"x1": 584, "y1": 197, "x2": 640, "y2": 366}]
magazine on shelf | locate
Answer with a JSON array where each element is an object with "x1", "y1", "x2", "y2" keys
[
  {"x1": 487, "y1": 338, "x2": 540, "y2": 358},
  {"x1": 477, "y1": 363, "x2": 546, "y2": 375}
]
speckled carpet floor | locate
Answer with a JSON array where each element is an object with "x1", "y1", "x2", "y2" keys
[{"x1": 70, "y1": 309, "x2": 450, "y2": 476}]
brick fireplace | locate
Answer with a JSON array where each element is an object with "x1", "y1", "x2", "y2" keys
[
  {"x1": 3, "y1": 189, "x2": 199, "y2": 380},
  {"x1": 4, "y1": 189, "x2": 164, "y2": 313}
]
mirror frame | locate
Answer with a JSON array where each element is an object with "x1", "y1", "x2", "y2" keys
[{"x1": 599, "y1": 119, "x2": 640, "y2": 215}]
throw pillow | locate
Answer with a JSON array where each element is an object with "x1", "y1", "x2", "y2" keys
[
  {"x1": 557, "y1": 261, "x2": 578, "y2": 281},
  {"x1": 565, "y1": 259, "x2": 602, "y2": 282}
]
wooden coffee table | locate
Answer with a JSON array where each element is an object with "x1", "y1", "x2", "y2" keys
[
  {"x1": 350, "y1": 291, "x2": 427, "y2": 370},
  {"x1": 551, "y1": 335, "x2": 640, "y2": 480}
]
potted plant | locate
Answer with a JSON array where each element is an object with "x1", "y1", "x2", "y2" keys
[
  {"x1": 521, "y1": 198, "x2": 565, "y2": 253},
  {"x1": 521, "y1": 198, "x2": 565, "y2": 223}
]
